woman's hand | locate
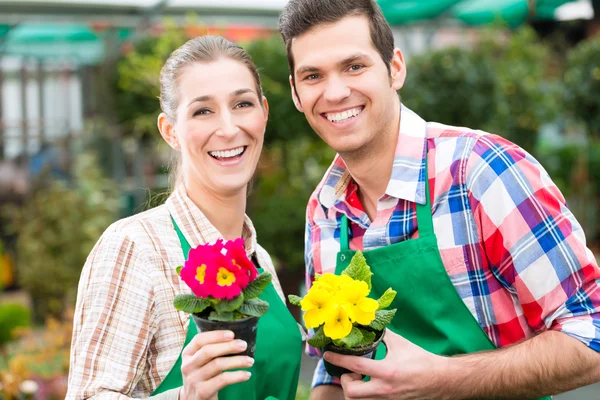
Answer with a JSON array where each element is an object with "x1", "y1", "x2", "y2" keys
[{"x1": 179, "y1": 330, "x2": 254, "y2": 400}]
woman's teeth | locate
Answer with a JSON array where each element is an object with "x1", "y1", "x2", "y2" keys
[{"x1": 209, "y1": 146, "x2": 245, "y2": 159}]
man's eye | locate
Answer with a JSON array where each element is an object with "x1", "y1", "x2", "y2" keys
[
  {"x1": 349, "y1": 64, "x2": 363, "y2": 71},
  {"x1": 305, "y1": 74, "x2": 320, "y2": 80}
]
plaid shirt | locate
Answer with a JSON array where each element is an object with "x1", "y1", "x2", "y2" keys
[
  {"x1": 67, "y1": 186, "x2": 285, "y2": 399},
  {"x1": 306, "y1": 105, "x2": 600, "y2": 388}
]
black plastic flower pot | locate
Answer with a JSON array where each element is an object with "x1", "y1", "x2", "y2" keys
[
  {"x1": 322, "y1": 329, "x2": 386, "y2": 378},
  {"x1": 192, "y1": 314, "x2": 259, "y2": 358}
]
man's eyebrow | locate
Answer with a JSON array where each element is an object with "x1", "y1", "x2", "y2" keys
[
  {"x1": 295, "y1": 53, "x2": 372, "y2": 76},
  {"x1": 296, "y1": 65, "x2": 321, "y2": 75}
]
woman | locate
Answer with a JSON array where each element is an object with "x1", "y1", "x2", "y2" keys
[{"x1": 67, "y1": 36, "x2": 303, "y2": 400}]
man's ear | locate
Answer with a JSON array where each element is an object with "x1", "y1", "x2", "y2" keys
[
  {"x1": 289, "y1": 75, "x2": 304, "y2": 113},
  {"x1": 157, "y1": 113, "x2": 179, "y2": 150},
  {"x1": 390, "y1": 48, "x2": 407, "y2": 91}
]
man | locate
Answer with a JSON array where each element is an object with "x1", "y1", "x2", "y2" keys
[{"x1": 278, "y1": 0, "x2": 600, "y2": 399}]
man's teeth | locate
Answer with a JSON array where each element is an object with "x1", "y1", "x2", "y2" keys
[
  {"x1": 326, "y1": 107, "x2": 363, "y2": 123},
  {"x1": 209, "y1": 146, "x2": 245, "y2": 159}
]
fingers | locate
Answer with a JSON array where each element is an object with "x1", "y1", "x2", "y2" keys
[
  {"x1": 323, "y1": 352, "x2": 378, "y2": 376},
  {"x1": 197, "y1": 355, "x2": 255, "y2": 381},
  {"x1": 208, "y1": 370, "x2": 252, "y2": 392},
  {"x1": 183, "y1": 330, "x2": 235, "y2": 357},
  {"x1": 183, "y1": 339, "x2": 248, "y2": 374}
]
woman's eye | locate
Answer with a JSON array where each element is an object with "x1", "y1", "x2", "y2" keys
[
  {"x1": 193, "y1": 108, "x2": 211, "y2": 116},
  {"x1": 236, "y1": 101, "x2": 254, "y2": 109}
]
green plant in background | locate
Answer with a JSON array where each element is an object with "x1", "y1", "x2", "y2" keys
[
  {"x1": 6, "y1": 153, "x2": 117, "y2": 322},
  {"x1": 0, "y1": 303, "x2": 30, "y2": 367},
  {"x1": 401, "y1": 46, "x2": 497, "y2": 130},
  {"x1": 403, "y1": 26, "x2": 560, "y2": 155},
  {"x1": 564, "y1": 36, "x2": 600, "y2": 139},
  {"x1": 476, "y1": 26, "x2": 561, "y2": 154},
  {"x1": 115, "y1": 20, "x2": 188, "y2": 139},
  {"x1": 245, "y1": 37, "x2": 335, "y2": 273}
]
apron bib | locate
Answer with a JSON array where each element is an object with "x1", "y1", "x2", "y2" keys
[
  {"x1": 335, "y1": 146, "x2": 549, "y2": 400},
  {"x1": 151, "y1": 218, "x2": 302, "y2": 400}
]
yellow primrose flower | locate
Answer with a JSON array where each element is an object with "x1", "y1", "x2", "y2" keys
[
  {"x1": 337, "y1": 280, "x2": 378, "y2": 325},
  {"x1": 313, "y1": 273, "x2": 354, "y2": 295},
  {"x1": 323, "y1": 304, "x2": 353, "y2": 340},
  {"x1": 301, "y1": 288, "x2": 334, "y2": 329}
]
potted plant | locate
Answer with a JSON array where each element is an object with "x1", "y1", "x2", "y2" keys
[
  {"x1": 288, "y1": 251, "x2": 397, "y2": 378},
  {"x1": 173, "y1": 238, "x2": 272, "y2": 357}
]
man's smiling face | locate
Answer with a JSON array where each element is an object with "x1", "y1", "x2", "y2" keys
[{"x1": 290, "y1": 15, "x2": 406, "y2": 156}]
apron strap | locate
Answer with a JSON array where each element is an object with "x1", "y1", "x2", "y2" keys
[
  {"x1": 339, "y1": 139, "x2": 434, "y2": 249},
  {"x1": 171, "y1": 216, "x2": 191, "y2": 260},
  {"x1": 340, "y1": 213, "x2": 350, "y2": 251},
  {"x1": 415, "y1": 145, "x2": 434, "y2": 238}
]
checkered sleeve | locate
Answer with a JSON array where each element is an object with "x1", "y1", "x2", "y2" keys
[
  {"x1": 67, "y1": 228, "x2": 157, "y2": 399},
  {"x1": 467, "y1": 134, "x2": 600, "y2": 351},
  {"x1": 305, "y1": 198, "x2": 342, "y2": 388}
]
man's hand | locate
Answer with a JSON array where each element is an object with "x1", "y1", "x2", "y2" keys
[
  {"x1": 324, "y1": 329, "x2": 448, "y2": 400},
  {"x1": 325, "y1": 329, "x2": 600, "y2": 399}
]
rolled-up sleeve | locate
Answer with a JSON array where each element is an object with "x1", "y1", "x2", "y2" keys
[
  {"x1": 467, "y1": 134, "x2": 600, "y2": 352},
  {"x1": 67, "y1": 228, "x2": 157, "y2": 399}
]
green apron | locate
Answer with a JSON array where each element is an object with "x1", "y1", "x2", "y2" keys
[
  {"x1": 151, "y1": 218, "x2": 302, "y2": 400},
  {"x1": 335, "y1": 147, "x2": 550, "y2": 400}
]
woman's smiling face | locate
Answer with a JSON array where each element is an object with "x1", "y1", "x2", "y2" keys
[{"x1": 171, "y1": 57, "x2": 268, "y2": 197}]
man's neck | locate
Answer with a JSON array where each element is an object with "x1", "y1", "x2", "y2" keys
[
  {"x1": 341, "y1": 110, "x2": 401, "y2": 221},
  {"x1": 183, "y1": 177, "x2": 247, "y2": 241}
]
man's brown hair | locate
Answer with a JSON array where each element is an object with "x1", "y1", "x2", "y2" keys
[{"x1": 278, "y1": 0, "x2": 395, "y2": 84}]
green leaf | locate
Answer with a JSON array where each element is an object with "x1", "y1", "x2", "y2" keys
[
  {"x1": 238, "y1": 298, "x2": 270, "y2": 317},
  {"x1": 376, "y1": 288, "x2": 397, "y2": 310},
  {"x1": 369, "y1": 309, "x2": 397, "y2": 331},
  {"x1": 173, "y1": 294, "x2": 211, "y2": 314},
  {"x1": 341, "y1": 251, "x2": 373, "y2": 290},
  {"x1": 242, "y1": 272, "x2": 272, "y2": 299},
  {"x1": 214, "y1": 293, "x2": 244, "y2": 313},
  {"x1": 332, "y1": 326, "x2": 363, "y2": 349},
  {"x1": 176, "y1": 265, "x2": 183, "y2": 275},
  {"x1": 307, "y1": 325, "x2": 332, "y2": 348},
  {"x1": 208, "y1": 311, "x2": 235, "y2": 322},
  {"x1": 288, "y1": 294, "x2": 303, "y2": 306},
  {"x1": 356, "y1": 328, "x2": 376, "y2": 346}
]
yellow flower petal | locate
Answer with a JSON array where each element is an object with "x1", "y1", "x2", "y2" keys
[
  {"x1": 300, "y1": 288, "x2": 333, "y2": 311},
  {"x1": 358, "y1": 297, "x2": 379, "y2": 313},
  {"x1": 195, "y1": 264, "x2": 207, "y2": 284},
  {"x1": 304, "y1": 308, "x2": 326, "y2": 329},
  {"x1": 353, "y1": 308, "x2": 376, "y2": 325},
  {"x1": 323, "y1": 305, "x2": 353, "y2": 340}
]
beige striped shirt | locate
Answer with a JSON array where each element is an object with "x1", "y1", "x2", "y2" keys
[{"x1": 67, "y1": 186, "x2": 285, "y2": 399}]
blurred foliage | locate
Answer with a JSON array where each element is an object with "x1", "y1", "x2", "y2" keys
[
  {"x1": 403, "y1": 26, "x2": 561, "y2": 154},
  {"x1": 564, "y1": 36, "x2": 600, "y2": 138},
  {"x1": 1, "y1": 311, "x2": 72, "y2": 400},
  {"x1": 245, "y1": 37, "x2": 334, "y2": 270},
  {"x1": 6, "y1": 154, "x2": 118, "y2": 322},
  {"x1": 401, "y1": 47, "x2": 497, "y2": 130},
  {"x1": 0, "y1": 304, "x2": 30, "y2": 359},
  {"x1": 115, "y1": 20, "x2": 188, "y2": 139}
]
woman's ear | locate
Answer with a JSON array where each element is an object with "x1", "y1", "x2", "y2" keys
[
  {"x1": 158, "y1": 113, "x2": 179, "y2": 150},
  {"x1": 289, "y1": 75, "x2": 304, "y2": 113}
]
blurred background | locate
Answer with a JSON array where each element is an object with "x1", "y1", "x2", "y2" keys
[{"x1": 0, "y1": 0, "x2": 599, "y2": 399}]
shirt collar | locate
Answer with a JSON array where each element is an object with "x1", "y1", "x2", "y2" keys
[
  {"x1": 318, "y1": 104, "x2": 428, "y2": 209},
  {"x1": 166, "y1": 185, "x2": 257, "y2": 256}
]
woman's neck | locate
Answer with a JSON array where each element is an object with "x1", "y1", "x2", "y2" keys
[{"x1": 183, "y1": 178, "x2": 247, "y2": 241}]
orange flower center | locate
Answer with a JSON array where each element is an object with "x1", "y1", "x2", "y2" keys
[{"x1": 195, "y1": 264, "x2": 207, "y2": 284}]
